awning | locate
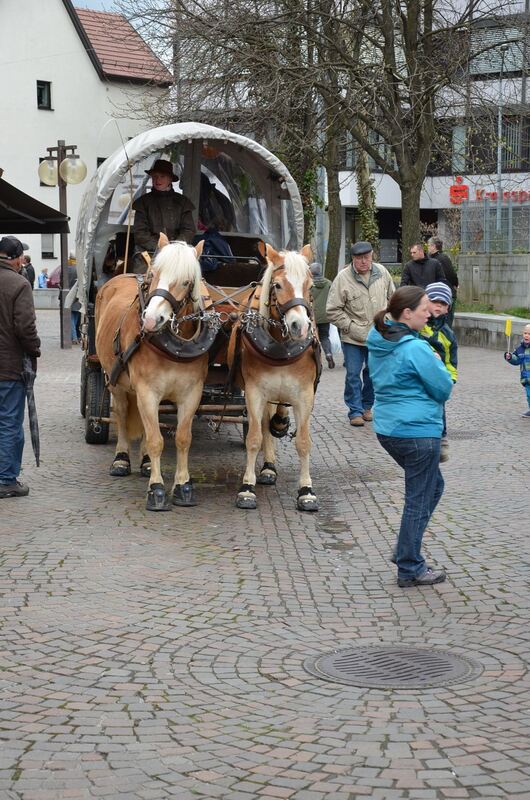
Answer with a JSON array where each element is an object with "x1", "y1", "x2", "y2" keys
[{"x1": 0, "y1": 178, "x2": 70, "y2": 234}]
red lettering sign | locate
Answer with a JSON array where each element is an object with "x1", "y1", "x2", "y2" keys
[{"x1": 450, "y1": 183, "x2": 469, "y2": 204}]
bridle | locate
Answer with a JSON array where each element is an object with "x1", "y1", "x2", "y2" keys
[{"x1": 268, "y1": 265, "x2": 312, "y2": 325}]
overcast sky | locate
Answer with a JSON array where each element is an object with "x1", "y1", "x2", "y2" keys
[{"x1": 74, "y1": 0, "x2": 119, "y2": 10}]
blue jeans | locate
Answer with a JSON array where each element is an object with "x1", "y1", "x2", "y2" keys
[
  {"x1": 525, "y1": 384, "x2": 530, "y2": 408},
  {"x1": 0, "y1": 380, "x2": 26, "y2": 484},
  {"x1": 342, "y1": 343, "x2": 373, "y2": 419},
  {"x1": 71, "y1": 309, "x2": 81, "y2": 343},
  {"x1": 377, "y1": 435, "x2": 444, "y2": 581}
]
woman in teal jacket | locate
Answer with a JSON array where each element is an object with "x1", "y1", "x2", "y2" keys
[{"x1": 367, "y1": 286, "x2": 454, "y2": 587}]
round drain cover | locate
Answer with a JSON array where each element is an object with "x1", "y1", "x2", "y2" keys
[{"x1": 304, "y1": 645, "x2": 482, "y2": 689}]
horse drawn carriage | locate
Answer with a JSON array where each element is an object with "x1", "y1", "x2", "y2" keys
[{"x1": 77, "y1": 122, "x2": 320, "y2": 513}]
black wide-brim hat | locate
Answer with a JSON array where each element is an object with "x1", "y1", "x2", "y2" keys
[{"x1": 145, "y1": 159, "x2": 179, "y2": 182}]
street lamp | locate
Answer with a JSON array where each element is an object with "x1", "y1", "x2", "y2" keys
[
  {"x1": 496, "y1": 43, "x2": 510, "y2": 238},
  {"x1": 38, "y1": 140, "x2": 87, "y2": 349}
]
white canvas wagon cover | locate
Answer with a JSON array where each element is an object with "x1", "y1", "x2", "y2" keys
[{"x1": 76, "y1": 122, "x2": 304, "y2": 307}]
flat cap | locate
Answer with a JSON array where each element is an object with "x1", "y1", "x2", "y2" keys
[
  {"x1": 0, "y1": 236, "x2": 29, "y2": 260},
  {"x1": 350, "y1": 241, "x2": 373, "y2": 257}
]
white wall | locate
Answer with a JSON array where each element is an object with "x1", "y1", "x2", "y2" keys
[{"x1": 0, "y1": 0, "x2": 166, "y2": 271}]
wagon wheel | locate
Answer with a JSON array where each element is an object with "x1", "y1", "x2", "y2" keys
[
  {"x1": 80, "y1": 354, "x2": 88, "y2": 417},
  {"x1": 85, "y1": 369, "x2": 110, "y2": 444}
]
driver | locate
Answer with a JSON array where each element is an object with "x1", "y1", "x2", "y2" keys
[{"x1": 132, "y1": 159, "x2": 195, "y2": 268}]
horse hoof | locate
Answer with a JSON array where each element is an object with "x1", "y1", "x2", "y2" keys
[
  {"x1": 297, "y1": 486, "x2": 319, "y2": 512},
  {"x1": 269, "y1": 413, "x2": 290, "y2": 439},
  {"x1": 109, "y1": 452, "x2": 131, "y2": 477},
  {"x1": 172, "y1": 481, "x2": 197, "y2": 507},
  {"x1": 140, "y1": 455, "x2": 151, "y2": 477},
  {"x1": 256, "y1": 462, "x2": 277, "y2": 485},
  {"x1": 236, "y1": 484, "x2": 257, "y2": 509},
  {"x1": 146, "y1": 483, "x2": 171, "y2": 512}
]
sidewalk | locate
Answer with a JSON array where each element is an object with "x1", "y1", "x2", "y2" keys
[{"x1": 0, "y1": 310, "x2": 529, "y2": 799}]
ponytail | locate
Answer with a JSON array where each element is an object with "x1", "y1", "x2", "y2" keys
[{"x1": 373, "y1": 286, "x2": 426, "y2": 333}]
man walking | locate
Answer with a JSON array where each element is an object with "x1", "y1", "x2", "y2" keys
[
  {"x1": 427, "y1": 237, "x2": 459, "y2": 326},
  {"x1": 22, "y1": 255, "x2": 35, "y2": 289},
  {"x1": 327, "y1": 241, "x2": 394, "y2": 427},
  {"x1": 0, "y1": 236, "x2": 41, "y2": 498},
  {"x1": 400, "y1": 242, "x2": 447, "y2": 289}
]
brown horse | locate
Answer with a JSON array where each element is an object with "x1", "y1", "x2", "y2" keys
[
  {"x1": 95, "y1": 237, "x2": 210, "y2": 511},
  {"x1": 230, "y1": 244, "x2": 321, "y2": 512}
]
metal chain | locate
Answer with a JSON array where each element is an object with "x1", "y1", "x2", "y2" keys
[{"x1": 169, "y1": 309, "x2": 223, "y2": 337}]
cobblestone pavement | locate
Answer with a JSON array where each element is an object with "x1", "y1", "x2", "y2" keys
[{"x1": 1, "y1": 310, "x2": 529, "y2": 800}]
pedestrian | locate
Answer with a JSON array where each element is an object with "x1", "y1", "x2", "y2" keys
[
  {"x1": 504, "y1": 323, "x2": 530, "y2": 418},
  {"x1": 427, "y1": 237, "x2": 459, "y2": 325},
  {"x1": 67, "y1": 260, "x2": 81, "y2": 345},
  {"x1": 310, "y1": 261, "x2": 335, "y2": 369},
  {"x1": 22, "y1": 255, "x2": 35, "y2": 289},
  {"x1": 400, "y1": 242, "x2": 447, "y2": 289},
  {"x1": 132, "y1": 159, "x2": 195, "y2": 272},
  {"x1": 420, "y1": 282, "x2": 458, "y2": 462},
  {"x1": 326, "y1": 241, "x2": 395, "y2": 427},
  {"x1": 367, "y1": 286, "x2": 453, "y2": 587},
  {"x1": 0, "y1": 236, "x2": 41, "y2": 498},
  {"x1": 37, "y1": 266, "x2": 49, "y2": 288}
]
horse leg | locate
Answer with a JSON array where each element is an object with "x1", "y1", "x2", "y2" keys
[
  {"x1": 293, "y1": 392, "x2": 319, "y2": 512},
  {"x1": 172, "y1": 386, "x2": 203, "y2": 507},
  {"x1": 139, "y1": 435, "x2": 151, "y2": 478},
  {"x1": 136, "y1": 388, "x2": 170, "y2": 512},
  {"x1": 109, "y1": 388, "x2": 132, "y2": 477},
  {"x1": 269, "y1": 402, "x2": 291, "y2": 439},
  {"x1": 236, "y1": 386, "x2": 267, "y2": 509},
  {"x1": 257, "y1": 406, "x2": 277, "y2": 485}
]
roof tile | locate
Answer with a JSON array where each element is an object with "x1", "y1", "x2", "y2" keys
[{"x1": 74, "y1": 8, "x2": 173, "y2": 85}]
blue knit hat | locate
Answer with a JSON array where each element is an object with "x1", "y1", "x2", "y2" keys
[{"x1": 425, "y1": 282, "x2": 452, "y2": 308}]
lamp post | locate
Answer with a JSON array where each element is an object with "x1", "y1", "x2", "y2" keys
[
  {"x1": 496, "y1": 43, "x2": 510, "y2": 238},
  {"x1": 38, "y1": 140, "x2": 87, "y2": 349}
]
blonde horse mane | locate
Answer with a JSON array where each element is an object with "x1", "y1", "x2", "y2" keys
[
  {"x1": 258, "y1": 250, "x2": 310, "y2": 319},
  {"x1": 151, "y1": 242, "x2": 203, "y2": 311}
]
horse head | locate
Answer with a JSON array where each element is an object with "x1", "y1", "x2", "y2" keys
[
  {"x1": 142, "y1": 234, "x2": 204, "y2": 333},
  {"x1": 260, "y1": 244, "x2": 313, "y2": 340}
]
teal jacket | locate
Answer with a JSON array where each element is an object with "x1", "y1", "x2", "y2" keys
[{"x1": 367, "y1": 321, "x2": 454, "y2": 438}]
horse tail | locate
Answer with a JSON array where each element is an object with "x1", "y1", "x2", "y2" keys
[{"x1": 126, "y1": 394, "x2": 144, "y2": 441}]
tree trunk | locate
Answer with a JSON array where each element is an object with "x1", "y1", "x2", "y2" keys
[
  {"x1": 356, "y1": 144, "x2": 379, "y2": 254},
  {"x1": 400, "y1": 181, "x2": 423, "y2": 262},
  {"x1": 325, "y1": 160, "x2": 342, "y2": 280}
]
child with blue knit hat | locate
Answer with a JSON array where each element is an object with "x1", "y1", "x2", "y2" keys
[
  {"x1": 421, "y1": 282, "x2": 458, "y2": 462},
  {"x1": 504, "y1": 324, "x2": 530, "y2": 417}
]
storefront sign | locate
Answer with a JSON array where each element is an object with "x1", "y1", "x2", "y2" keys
[
  {"x1": 449, "y1": 176, "x2": 469, "y2": 205},
  {"x1": 475, "y1": 188, "x2": 530, "y2": 203}
]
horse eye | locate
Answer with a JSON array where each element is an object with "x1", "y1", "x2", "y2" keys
[
  {"x1": 273, "y1": 282, "x2": 281, "y2": 289},
  {"x1": 182, "y1": 280, "x2": 190, "y2": 287}
]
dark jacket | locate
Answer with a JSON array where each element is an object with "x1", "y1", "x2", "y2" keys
[
  {"x1": 505, "y1": 340, "x2": 530, "y2": 386},
  {"x1": 0, "y1": 259, "x2": 41, "y2": 381},
  {"x1": 432, "y1": 251, "x2": 459, "y2": 294},
  {"x1": 400, "y1": 256, "x2": 447, "y2": 289},
  {"x1": 23, "y1": 261, "x2": 35, "y2": 289},
  {"x1": 133, "y1": 188, "x2": 195, "y2": 252}
]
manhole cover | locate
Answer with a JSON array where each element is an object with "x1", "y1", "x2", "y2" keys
[{"x1": 303, "y1": 645, "x2": 483, "y2": 689}]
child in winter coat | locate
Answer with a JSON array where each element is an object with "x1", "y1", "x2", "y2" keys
[
  {"x1": 420, "y1": 282, "x2": 458, "y2": 462},
  {"x1": 504, "y1": 324, "x2": 530, "y2": 417}
]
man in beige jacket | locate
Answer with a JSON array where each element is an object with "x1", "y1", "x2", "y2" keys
[{"x1": 326, "y1": 241, "x2": 395, "y2": 427}]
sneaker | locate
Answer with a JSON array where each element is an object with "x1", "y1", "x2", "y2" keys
[
  {"x1": 349, "y1": 416, "x2": 364, "y2": 427},
  {"x1": 397, "y1": 567, "x2": 446, "y2": 588},
  {"x1": 362, "y1": 409, "x2": 373, "y2": 422},
  {"x1": 0, "y1": 481, "x2": 30, "y2": 498},
  {"x1": 522, "y1": 410, "x2": 530, "y2": 418},
  {"x1": 326, "y1": 354, "x2": 335, "y2": 369}
]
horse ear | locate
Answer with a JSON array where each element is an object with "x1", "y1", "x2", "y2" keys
[
  {"x1": 265, "y1": 244, "x2": 283, "y2": 267},
  {"x1": 300, "y1": 244, "x2": 312, "y2": 263},
  {"x1": 158, "y1": 232, "x2": 170, "y2": 249},
  {"x1": 194, "y1": 239, "x2": 205, "y2": 258},
  {"x1": 257, "y1": 240, "x2": 267, "y2": 259}
]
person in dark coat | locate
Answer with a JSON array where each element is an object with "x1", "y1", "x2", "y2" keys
[
  {"x1": 0, "y1": 236, "x2": 41, "y2": 498},
  {"x1": 310, "y1": 262, "x2": 335, "y2": 368},
  {"x1": 427, "y1": 237, "x2": 459, "y2": 326},
  {"x1": 400, "y1": 242, "x2": 447, "y2": 289},
  {"x1": 22, "y1": 255, "x2": 35, "y2": 289},
  {"x1": 132, "y1": 159, "x2": 195, "y2": 271}
]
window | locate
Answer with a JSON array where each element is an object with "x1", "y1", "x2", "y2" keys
[
  {"x1": 37, "y1": 80, "x2": 52, "y2": 110},
  {"x1": 41, "y1": 234, "x2": 55, "y2": 259}
]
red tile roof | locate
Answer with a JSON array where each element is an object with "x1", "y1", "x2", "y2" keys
[{"x1": 74, "y1": 8, "x2": 173, "y2": 86}]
